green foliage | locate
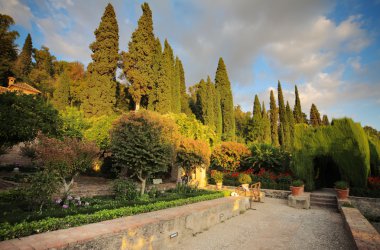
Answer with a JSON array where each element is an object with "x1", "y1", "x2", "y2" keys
[
  {"x1": 165, "y1": 113, "x2": 217, "y2": 147},
  {"x1": 292, "y1": 118, "x2": 370, "y2": 189},
  {"x1": 269, "y1": 90, "x2": 279, "y2": 146},
  {"x1": 0, "y1": 14, "x2": 19, "y2": 84},
  {"x1": 172, "y1": 57, "x2": 181, "y2": 113},
  {"x1": 113, "y1": 179, "x2": 138, "y2": 201},
  {"x1": 211, "y1": 170, "x2": 224, "y2": 182},
  {"x1": 277, "y1": 81, "x2": 290, "y2": 148},
  {"x1": 83, "y1": 114, "x2": 119, "y2": 150},
  {"x1": 286, "y1": 101, "x2": 295, "y2": 146},
  {"x1": 122, "y1": 3, "x2": 155, "y2": 110},
  {"x1": 335, "y1": 180, "x2": 349, "y2": 190},
  {"x1": 196, "y1": 78, "x2": 215, "y2": 128},
  {"x1": 60, "y1": 107, "x2": 90, "y2": 139},
  {"x1": 293, "y1": 85, "x2": 303, "y2": 124},
  {"x1": 0, "y1": 92, "x2": 61, "y2": 149},
  {"x1": 215, "y1": 58, "x2": 235, "y2": 141},
  {"x1": 0, "y1": 192, "x2": 223, "y2": 240},
  {"x1": 261, "y1": 103, "x2": 271, "y2": 144},
  {"x1": 13, "y1": 33, "x2": 33, "y2": 81},
  {"x1": 247, "y1": 144, "x2": 291, "y2": 173},
  {"x1": 368, "y1": 138, "x2": 380, "y2": 176},
  {"x1": 52, "y1": 72, "x2": 71, "y2": 110},
  {"x1": 310, "y1": 103, "x2": 321, "y2": 127},
  {"x1": 111, "y1": 111, "x2": 177, "y2": 194},
  {"x1": 238, "y1": 173, "x2": 252, "y2": 184},
  {"x1": 292, "y1": 179, "x2": 304, "y2": 187},
  {"x1": 322, "y1": 115, "x2": 330, "y2": 126},
  {"x1": 234, "y1": 105, "x2": 250, "y2": 143},
  {"x1": 176, "y1": 138, "x2": 211, "y2": 176},
  {"x1": 88, "y1": 3, "x2": 119, "y2": 78},
  {"x1": 211, "y1": 142, "x2": 250, "y2": 171},
  {"x1": 178, "y1": 59, "x2": 192, "y2": 115}
]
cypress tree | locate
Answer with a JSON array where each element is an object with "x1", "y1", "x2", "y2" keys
[
  {"x1": 155, "y1": 40, "x2": 173, "y2": 114},
  {"x1": 247, "y1": 94, "x2": 262, "y2": 143},
  {"x1": 322, "y1": 115, "x2": 330, "y2": 126},
  {"x1": 52, "y1": 72, "x2": 70, "y2": 110},
  {"x1": 213, "y1": 81, "x2": 223, "y2": 139},
  {"x1": 205, "y1": 76, "x2": 215, "y2": 128},
  {"x1": 178, "y1": 59, "x2": 191, "y2": 115},
  {"x1": 293, "y1": 85, "x2": 303, "y2": 124},
  {"x1": 269, "y1": 90, "x2": 279, "y2": 146},
  {"x1": 172, "y1": 57, "x2": 181, "y2": 113},
  {"x1": 88, "y1": 3, "x2": 119, "y2": 78},
  {"x1": 215, "y1": 57, "x2": 235, "y2": 141},
  {"x1": 14, "y1": 33, "x2": 32, "y2": 81},
  {"x1": 196, "y1": 79, "x2": 214, "y2": 127},
  {"x1": 310, "y1": 103, "x2": 321, "y2": 127},
  {"x1": 83, "y1": 3, "x2": 118, "y2": 116},
  {"x1": 277, "y1": 81, "x2": 288, "y2": 146},
  {"x1": 148, "y1": 38, "x2": 162, "y2": 111},
  {"x1": 286, "y1": 101, "x2": 295, "y2": 146},
  {"x1": 122, "y1": 3, "x2": 155, "y2": 111},
  {"x1": 262, "y1": 102, "x2": 271, "y2": 144}
]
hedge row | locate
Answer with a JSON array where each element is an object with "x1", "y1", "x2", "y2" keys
[{"x1": 0, "y1": 192, "x2": 224, "y2": 240}]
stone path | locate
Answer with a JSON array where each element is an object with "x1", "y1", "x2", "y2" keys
[{"x1": 174, "y1": 198, "x2": 356, "y2": 250}]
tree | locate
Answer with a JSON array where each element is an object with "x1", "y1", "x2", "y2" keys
[
  {"x1": 269, "y1": 90, "x2": 279, "y2": 146},
  {"x1": 293, "y1": 85, "x2": 303, "y2": 124},
  {"x1": 286, "y1": 101, "x2": 295, "y2": 145},
  {"x1": 277, "y1": 81, "x2": 289, "y2": 147},
  {"x1": 88, "y1": 3, "x2": 119, "y2": 78},
  {"x1": 0, "y1": 92, "x2": 61, "y2": 150},
  {"x1": 211, "y1": 142, "x2": 250, "y2": 171},
  {"x1": 178, "y1": 59, "x2": 191, "y2": 115},
  {"x1": 310, "y1": 103, "x2": 321, "y2": 127},
  {"x1": 13, "y1": 34, "x2": 33, "y2": 81},
  {"x1": 0, "y1": 14, "x2": 19, "y2": 84},
  {"x1": 122, "y1": 3, "x2": 155, "y2": 111},
  {"x1": 262, "y1": 102, "x2": 271, "y2": 144},
  {"x1": 234, "y1": 105, "x2": 250, "y2": 143},
  {"x1": 147, "y1": 38, "x2": 162, "y2": 111},
  {"x1": 322, "y1": 115, "x2": 330, "y2": 126},
  {"x1": 196, "y1": 77, "x2": 215, "y2": 128},
  {"x1": 52, "y1": 72, "x2": 71, "y2": 110},
  {"x1": 155, "y1": 40, "x2": 173, "y2": 113},
  {"x1": 111, "y1": 111, "x2": 178, "y2": 195},
  {"x1": 215, "y1": 58, "x2": 235, "y2": 141},
  {"x1": 172, "y1": 57, "x2": 181, "y2": 113},
  {"x1": 35, "y1": 134, "x2": 98, "y2": 199},
  {"x1": 213, "y1": 84, "x2": 223, "y2": 139},
  {"x1": 176, "y1": 138, "x2": 211, "y2": 177},
  {"x1": 247, "y1": 94, "x2": 262, "y2": 143}
]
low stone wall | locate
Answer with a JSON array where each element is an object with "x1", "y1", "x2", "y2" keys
[
  {"x1": 349, "y1": 196, "x2": 380, "y2": 218},
  {"x1": 0, "y1": 197, "x2": 249, "y2": 250},
  {"x1": 261, "y1": 188, "x2": 290, "y2": 199},
  {"x1": 340, "y1": 206, "x2": 380, "y2": 249}
]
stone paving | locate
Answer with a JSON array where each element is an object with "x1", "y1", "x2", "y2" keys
[{"x1": 174, "y1": 198, "x2": 356, "y2": 250}]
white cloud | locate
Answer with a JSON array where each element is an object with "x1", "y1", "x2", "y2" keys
[{"x1": 0, "y1": 0, "x2": 34, "y2": 29}]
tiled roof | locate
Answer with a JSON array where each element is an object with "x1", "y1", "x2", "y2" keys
[
  {"x1": 9, "y1": 83, "x2": 41, "y2": 94},
  {"x1": 0, "y1": 86, "x2": 8, "y2": 94}
]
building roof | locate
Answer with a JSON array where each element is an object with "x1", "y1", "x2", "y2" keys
[
  {"x1": 0, "y1": 86, "x2": 8, "y2": 94},
  {"x1": 8, "y1": 82, "x2": 41, "y2": 94}
]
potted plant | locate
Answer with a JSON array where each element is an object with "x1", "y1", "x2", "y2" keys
[
  {"x1": 335, "y1": 181, "x2": 349, "y2": 199},
  {"x1": 238, "y1": 173, "x2": 252, "y2": 190},
  {"x1": 212, "y1": 171, "x2": 224, "y2": 190},
  {"x1": 290, "y1": 179, "x2": 304, "y2": 196}
]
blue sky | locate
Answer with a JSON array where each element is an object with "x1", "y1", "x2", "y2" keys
[{"x1": 2, "y1": 0, "x2": 380, "y2": 129}]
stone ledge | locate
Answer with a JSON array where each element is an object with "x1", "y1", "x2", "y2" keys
[
  {"x1": 0, "y1": 197, "x2": 249, "y2": 250},
  {"x1": 288, "y1": 193, "x2": 310, "y2": 209},
  {"x1": 341, "y1": 206, "x2": 380, "y2": 249}
]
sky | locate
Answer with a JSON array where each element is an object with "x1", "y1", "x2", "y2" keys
[{"x1": 2, "y1": 0, "x2": 380, "y2": 129}]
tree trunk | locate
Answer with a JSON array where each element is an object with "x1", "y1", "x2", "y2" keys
[{"x1": 140, "y1": 178, "x2": 146, "y2": 196}]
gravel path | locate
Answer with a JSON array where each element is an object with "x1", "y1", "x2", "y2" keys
[{"x1": 174, "y1": 198, "x2": 355, "y2": 250}]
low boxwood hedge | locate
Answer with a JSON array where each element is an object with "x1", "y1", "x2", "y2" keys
[{"x1": 0, "y1": 192, "x2": 224, "y2": 240}]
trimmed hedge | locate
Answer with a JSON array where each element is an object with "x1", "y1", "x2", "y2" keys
[
  {"x1": 292, "y1": 118, "x2": 370, "y2": 189},
  {"x1": 0, "y1": 192, "x2": 224, "y2": 240}
]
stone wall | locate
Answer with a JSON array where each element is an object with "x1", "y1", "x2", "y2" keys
[
  {"x1": 349, "y1": 196, "x2": 380, "y2": 218},
  {"x1": 0, "y1": 197, "x2": 249, "y2": 250},
  {"x1": 261, "y1": 189, "x2": 291, "y2": 199}
]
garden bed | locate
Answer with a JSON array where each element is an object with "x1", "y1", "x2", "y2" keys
[{"x1": 0, "y1": 189, "x2": 224, "y2": 240}]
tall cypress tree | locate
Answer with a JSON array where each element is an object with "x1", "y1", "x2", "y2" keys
[
  {"x1": 196, "y1": 78, "x2": 214, "y2": 127},
  {"x1": 172, "y1": 57, "x2": 181, "y2": 113},
  {"x1": 178, "y1": 59, "x2": 191, "y2": 115},
  {"x1": 269, "y1": 90, "x2": 279, "y2": 146},
  {"x1": 205, "y1": 76, "x2": 215, "y2": 129},
  {"x1": 215, "y1": 57, "x2": 235, "y2": 141},
  {"x1": 122, "y1": 3, "x2": 155, "y2": 110},
  {"x1": 277, "y1": 81, "x2": 289, "y2": 147},
  {"x1": 14, "y1": 33, "x2": 32, "y2": 81},
  {"x1": 247, "y1": 95, "x2": 262, "y2": 143},
  {"x1": 286, "y1": 101, "x2": 295, "y2": 146},
  {"x1": 213, "y1": 80, "x2": 223, "y2": 139},
  {"x1": 83, "y1": 3, "x2": 118, "y2": 116},
  {"x1": 322, "y1": 114, "x2": 330, "y2": 126},
  {"x1": 155, "y1": 40, "x2": 173, "y2": 114},
  {"x1": 262, "y1": 102, "x2": 271, "y2": 144},
  {"x1": 293, "y1": 85, "x2": 303, "y2": 124},
  {"x1": 52, "y1": 72, "x2": 70, "y2": 110},
  {"x1": 147, "y1": 38, "x2": 162, "y2": 111},
  {"x1": 310, "y1": 103, "x2": 321, "y2": 127}
]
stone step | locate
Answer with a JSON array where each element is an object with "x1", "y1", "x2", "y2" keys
[
  {"x1": 310, "y1": 196, "x2": 337, "y2": 203},
  {"x1": 311, "y1": 200, "x2": 338, "y2": 209},
  {"x1": 310, "y1": 194, "x2": 336, "y2": 199}
]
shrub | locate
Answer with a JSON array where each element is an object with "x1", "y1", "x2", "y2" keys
[
  {"x1": 238, "y1": 173, "x2": 252, "y2": 184},
  {"x1": 111, "y1": 111, "x2": 179, "y2": 195},
  {"x1": 211, "y1": 142, "x2": 250, "y2": 171},
  {"x1": 113, "y1": 179, "x2": 138, "y2": 201},
  {"x1": 368, "y1": 176, "x2": 380, "y2": 190},
  {"x1": 335, "y1": 181, "x2": 349, "y2": 190},
  {"x1": 292, "y1": 180, "x2": 304, "y2": 187},
  {"x1": 211, "y1": 170, "x2": 224, "y2": 183},
  {"x1": 247, "y1": 144, "x2": 291, "y2": 173}
]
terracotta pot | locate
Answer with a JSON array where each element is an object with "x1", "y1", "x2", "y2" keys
[
  {"x1": 216, "y1": 182, "x2": 223, "y2": 190},
  {"x1": 290, "y1": 185, "x2": 304, "y2": 196},
  {"x1": 335, "y1": 188, "x2": 349, "y2": 200}
]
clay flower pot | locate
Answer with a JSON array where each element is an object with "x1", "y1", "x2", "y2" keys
[
  {"x1": 290, "y1": 185, "x2": 304, "y2": 196},
  {"x1": 335, "y1": 188, "x2": 349, "y2": 200},
  {"x1": 216, "y1": 182, "x2": 223, "y2": 190}
]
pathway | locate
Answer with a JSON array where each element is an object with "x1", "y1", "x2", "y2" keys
[{"x1": 174, "y1": 198, "x2": 355, "y2": 250}]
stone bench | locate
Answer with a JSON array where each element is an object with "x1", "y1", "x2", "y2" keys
[{"x1": 288, "y1": 193, "x2": 310, "y2": 209}]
